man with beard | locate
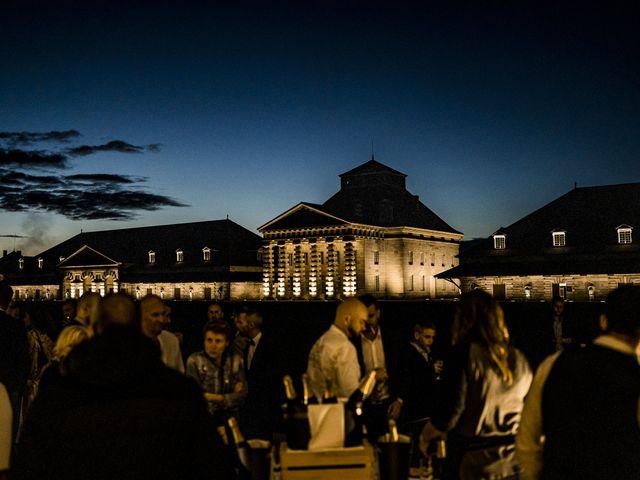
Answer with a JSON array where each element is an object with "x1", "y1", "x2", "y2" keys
[{"x1": 307, "y1": 298, "x2": 367, "y2": 400}]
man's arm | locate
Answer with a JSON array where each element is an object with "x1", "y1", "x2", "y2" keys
[
  {"x1": 336, "y1": 343, "x2": 361, "y2": 398},
  {"x1": 516, "y1": 353, "x2": 559, "y2": 480}
]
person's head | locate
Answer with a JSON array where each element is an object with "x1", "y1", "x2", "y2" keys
[
  {"x1": 6, "y1": 301, "x2": 21, "y2": 320},
  {"x1": 95, "y1": 292, "x2": 137, "y2": 334},
  {"x1": 453, "y1": 289, "x2": 512, "y2": 383},
  {"x1": 602, "y1": 285, "x2": 640, "y2": 344},
  {"x1": 334, "y1": 298, "x2": 367, "y2": 338},
  {"x1": 235, "y1": 306, "x2": 263, "y2": 338},
  {"x1": 53, "y1": 325, "x2": 90, "y2": 361},
  {"x1": 140, "y1": 294, "x2": 169, "y2": 338},
  {"x1": 77, "y1": 292, "x2": 101, "y2": 327},
  {"x1": 207, "y1": 302, "x2": 224, "y2": 322},
  {"x1": 551, "y1": 296, "x2": 565, "y2": 317},
  {"x1": 202, "y1": 320, "x2": 232, "y2": 362},
  {"x1": 26, "y1": 305, "x2": 57, "y2": 338},
  {"x1": 0, "y1": 282, "x2": 14, "y2": 310},
  {"x1": 61, "y1": 299, "x2": 77, "y2": 322},
  {"x1": 414, "y1": 320, "x2": 436, "y2": 352},
  {"x1": 359, "y1": 294, "x2": 381, "y2": 331}
]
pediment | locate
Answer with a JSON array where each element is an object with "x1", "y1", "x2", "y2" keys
[
  {"x1": 259, "y1": 203, "x2": 350, "y2": 231},
  {"x1": 58, "y1": 245, "x2": 120, "y2": 268}
]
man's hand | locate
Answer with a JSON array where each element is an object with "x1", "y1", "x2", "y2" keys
[{"x1": 375, "y1": 367, "x2": 388, "y2": 382}]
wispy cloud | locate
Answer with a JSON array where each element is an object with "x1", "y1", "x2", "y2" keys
[
  {"x1": 0, "y1": 130, "x2": 81, "y2": 144},
  {"x1": 0, "y1": 130, "x2": 186, "y2": 220},
  {"x1": 0, "y1": 149, "x2": 68, "y2": 168},
  {"x1": 68, "y1": 140, "x2": 148, "y2": 156}
]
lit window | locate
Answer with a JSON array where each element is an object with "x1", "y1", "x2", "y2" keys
[
  {"x1": 375, "y1": 275, "x2": 380, "y2": 292},
  {"x1": 409, "y1": 274, "x2": 414, "y2": 291},
  {"x1": 617, "y1": 226, "x2": 632, "y2": 244},
  {"x1": 176, "y1": 249, "x2": 183, "y2": 262},
  {"x1": 37, "y1": 257, "x2": 43, "y2": 269},
  {"x1": 420, "y1": 252, "x2": 425, "y2": 266},
  {"x1": 552, "y1": 231, "x2": 566, "y2": 247},
  {"x1": 408, "y1": 251, "x2": 414, "y2": 265},
  {"x1": 373, "y1": 251, "x2": 379, "y2": 265},
  {"x1": 148, "y1": 251, "x2": 156, "y2": 264},
  {"x1": 493, "y1": 235, "x2": 506, "y2": 249},
  {"x1": 203, "y1": 247, "x2": 211, "y2": 262},
  {"x1": 18, "y1": 258, "x2": 24, "y2": 270}
]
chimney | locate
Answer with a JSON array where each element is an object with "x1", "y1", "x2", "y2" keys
[{"x1": 2, "y1": 250, "x2": 6, "y2": 258}]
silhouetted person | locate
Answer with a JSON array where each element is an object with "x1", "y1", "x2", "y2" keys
[
  {"x1": 517, "y1": 285, "x2": 640, "y2": 480},
  {"x1": 15, "y1": 292, "x2": 234, "y2": 480},
  {"x1": 0, "y1": 282, "x2": 29, "y2": 443},
  {"x1": 140, "y1": 294, "x2": 184, "y2": 372}
]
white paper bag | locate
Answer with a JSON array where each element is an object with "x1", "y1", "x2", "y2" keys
[{"x1": 307, "y1": 403, "x2": 345, "y2": 450}]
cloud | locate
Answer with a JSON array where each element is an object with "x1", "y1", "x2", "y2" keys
[
  {"x1": 0, "y1": 130, "x2": 81, "y2": 144},
  {"x1": 65, "y1": 173, "x2": 141, "y2": 184},
  {"x1": 146, "y1": 143, "x2": 162, "y2": 152},
  {"x1": 0, "y1": 130, "x2": 187, "y2": 220},
  {"x1": 0, "y1": 149, "x2": 68, "y2": 168},
  {"x1": 68, "y1": 140, "x2": 146, "y2": 156}
]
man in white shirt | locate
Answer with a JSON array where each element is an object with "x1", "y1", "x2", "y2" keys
[
  {"x1": 140, "y1": 295, "x2": 185, "y2": 373},
  {"x1": 307, "y1": 298, "x2": 367, "y2": 400}
]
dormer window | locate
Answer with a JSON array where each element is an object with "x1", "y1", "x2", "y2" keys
[
  {"x1": 18, "y1": 258, "x2": 24, "y2": 270},
  {"x1": 617, "y1": 225, "x2": 633, "y2": 244},
  {"x1": 37, "y1": 257, "x2": 43, "y2": 269},
  {"x1": 202, "y1": 247, "x2": 211, "y2": 262},
  {"x1": 148, "y1": 250, "x2": 156, "y2": 264},
  {"x1": 552, "y1": 231, "x2": 566, "y2": 247},
  {"x1": 176, "y1": 249, "x2": 183, "y2": 262},
  {"x1": 493, "y1": 234, "x2": 506, "y2": 250}
]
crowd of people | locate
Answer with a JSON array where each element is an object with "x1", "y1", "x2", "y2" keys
[{"x1": 0, "y1": 279, "x2": 639, "y2": 479}]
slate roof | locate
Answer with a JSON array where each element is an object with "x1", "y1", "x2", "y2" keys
[
  {"x1": 438, "y1": 183, "x2": 640, "y2": 278},
  {"x1": 261, "y1": 159, "x2": 461, "y2": 234},
  {"x1": 0, "y1": 219, "x2": 263, "y2": 285}
]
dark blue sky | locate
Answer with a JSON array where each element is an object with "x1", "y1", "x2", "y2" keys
[{"x1": 2, "y1": 1, "x2": 639, "y2": 254}]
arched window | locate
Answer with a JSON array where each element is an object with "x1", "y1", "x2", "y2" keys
[
  {"x1": 148, "y1": 250, "x2": 156, "y2": 264},
  {"x1": 202, "y1": 247, "x2": 211, "y2": 262},
  {"x1": 176, "y1": 249, "x2": 183, "y2": 262}
]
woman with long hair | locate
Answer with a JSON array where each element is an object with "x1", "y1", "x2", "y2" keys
[{"x1": 420, "y1": 289, "x2": 533, "y2": 479}]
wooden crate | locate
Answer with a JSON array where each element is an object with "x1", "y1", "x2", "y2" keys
[{"x1": 279, "y1": 442, "x2": 375, "y2": 480}]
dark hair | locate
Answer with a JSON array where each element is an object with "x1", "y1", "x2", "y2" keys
[
  {"x1": 0, "y1": 282, "x2": 14, "y2": 309},
  {"x1": 358, "y1": 294, "x2": 378, "y2": 309},
  {"x1": 604, "y1": 285, "x2": 640, "y2": 341},
  {"x1": 26, "y1": 305, "x2": 57, "y2": 338},
  {"x1": 203, "y1": 320, "x2": 232, "y2": 340},
  {"x1": 414, "y1": 319, "x2": 436, "y2": 334},
  {"x1": 551, "y1": 296, "x2": 564, "y2": 304}
]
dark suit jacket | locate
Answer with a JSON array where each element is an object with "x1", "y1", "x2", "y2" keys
[
  {"x1": 0, "y1": 310, "x2": 30, "y2": 394},
  {"x1": 352, "y1": 327, "x2": 402, "y2": 398},
  {"x1": 396, "y1": 342, "x2": 437, "y2": 423},
  {"x1": 238, "y1": 332, "x2": 282, "y2": 440}
]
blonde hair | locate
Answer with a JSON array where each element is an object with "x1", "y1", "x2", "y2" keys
[
  {"x1": 54, "y1": 325, "x2": 90, "y2": 361},
  {"x1": 452, "y1": 289, "x2": 513, "y2": 384}
]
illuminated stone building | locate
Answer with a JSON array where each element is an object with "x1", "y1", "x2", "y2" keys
[
  {"x1": 439, "y1": 183, "x2": 640, "y2": 301},
  {"x1": 1, "y1": 219, "x2": 263, "y2": 301},
  {"x1": 259, "y1": 159, "x2": 463, "y2": 299}
]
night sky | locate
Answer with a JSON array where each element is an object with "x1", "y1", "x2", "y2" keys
[{"x1": 2, "y1": 1, "x2": 639, "y2": 255}]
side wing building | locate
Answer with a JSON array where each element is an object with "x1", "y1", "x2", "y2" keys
[{"x1": 438, "y1": 183, "x2": 640, "y2": 301}]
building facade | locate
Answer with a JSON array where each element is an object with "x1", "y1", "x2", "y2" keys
[
  {"x1": 259, "y1": 159, "x2": 463, "y2": 299},
  {"x1": 0, "y1": 219, "x2": 263, "y2": 301},
  {"x1": 439, "y1": 183, "x2": 640, "y2": 301}
]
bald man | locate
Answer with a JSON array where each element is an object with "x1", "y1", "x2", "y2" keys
[
  {"x1": 140, "y1": 295, "x2": 184, "y2": 373},
  {"x1": 307, "y1": 298, "x2": 367, "y2": 400}
]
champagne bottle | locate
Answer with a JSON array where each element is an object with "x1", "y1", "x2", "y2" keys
[
  {"x1": 344, "y1": 370, "x2": 377, "y2": 447},
  {"x1": 227, "y1": 416, "x2": 251, "y2": 478},
  {"x1": 388, "y1": 418, "x2": 399, "y2": 443},
  {"x1": 322, "y1": 379, "x2": 338, "y2": 404},
  {"x1": 283, "y1": 375, "x2": 310, "y2": 450},
  {"x1": 302, "y1": 373, "x2": 318, "y2": 405}
]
